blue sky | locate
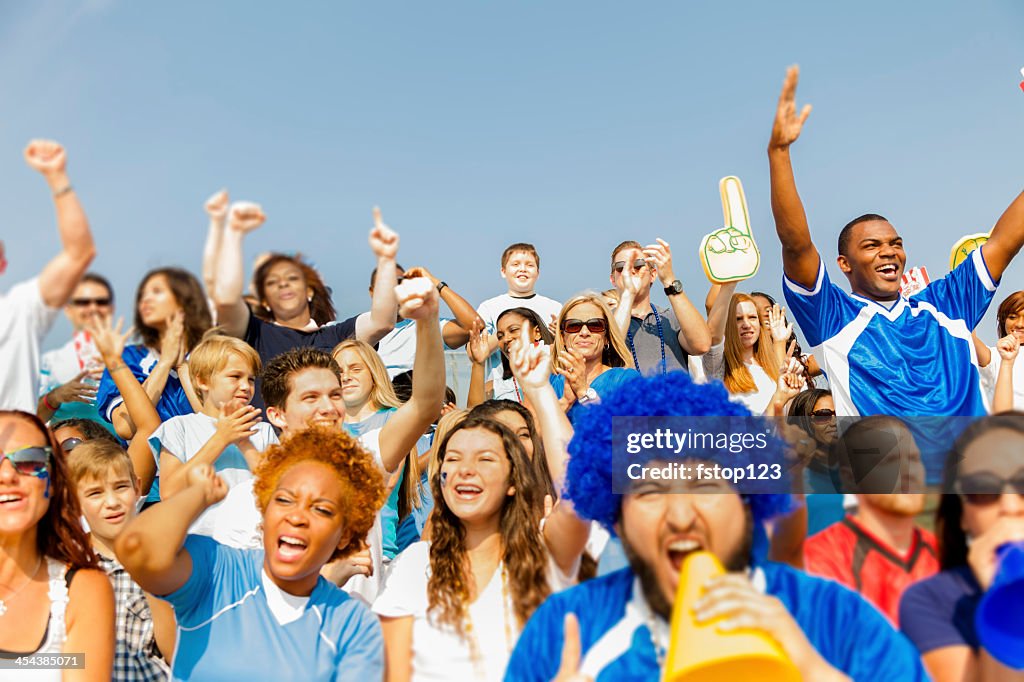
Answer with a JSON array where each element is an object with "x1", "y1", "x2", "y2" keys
[{"x1": 2, "y1": 0, "x2": 1022, "y2": 352}]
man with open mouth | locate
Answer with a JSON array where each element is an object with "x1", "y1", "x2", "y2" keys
[{"x1": 504, "y1": 372, "x2": 928, "y2": 681}]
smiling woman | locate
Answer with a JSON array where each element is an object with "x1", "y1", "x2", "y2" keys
[{"x1": 114, "y1": 427, "x2": 386, "y2": 681}]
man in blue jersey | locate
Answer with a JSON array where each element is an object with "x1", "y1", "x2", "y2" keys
[
  {"x1": 769, "y1": 66, "x2": 1024, "y2": 419},
  {"x1": 505, "y1": 373, "x2": 928, "y2": 681}
]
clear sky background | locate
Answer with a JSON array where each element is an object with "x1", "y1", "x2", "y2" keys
[{"x1": 2, "y1": 0, "x2": 1022, "y2": 353}]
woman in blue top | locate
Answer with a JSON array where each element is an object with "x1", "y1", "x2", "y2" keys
[
  {"x1": 549, "y1": 293, "x2": 639, "y2": 421},
  {"x1": 96, "y1": 267, "x2": 211, "y2": 439},
  {"x1": 115, "y1": 427, "x2": 386, "y2": 681},
  {"x1": 899, "y1": 414, "x2": 1024, "y2": 682}
]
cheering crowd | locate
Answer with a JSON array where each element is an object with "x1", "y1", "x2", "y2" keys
[{"x1": 1, "y1": 66, "x2": 1023, "y2": 682}]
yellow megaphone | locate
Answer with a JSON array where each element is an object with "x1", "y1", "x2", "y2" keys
[{"x1": 663, "y1": 551, "x2": 800, "y2": 682}]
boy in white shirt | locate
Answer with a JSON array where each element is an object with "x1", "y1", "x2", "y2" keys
[
  {"x1": 149, "y1": 335, "x2": 277, "y2": 546},
  {"x1": 476, "y1": 243, "x2": 561, "y2": 400}
]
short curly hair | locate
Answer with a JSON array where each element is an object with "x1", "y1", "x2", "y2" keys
[
  {"x1": 252, "y1": 426, "x2": 385, "y2": 562},
  {"x1": 564, "y1": 371, "x2": 792, "y2": 533}
]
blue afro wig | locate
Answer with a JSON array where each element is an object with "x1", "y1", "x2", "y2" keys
[{"x1": 564, "y1": 371, "x2": 793, "y2": 533}]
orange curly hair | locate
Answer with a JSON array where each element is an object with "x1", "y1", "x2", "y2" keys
[{"x1": 252, "y1": 427, "x2": 386, "y2": 562}]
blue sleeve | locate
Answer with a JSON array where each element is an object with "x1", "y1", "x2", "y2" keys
[
  {"x1": 95, "y1": 345, "x2": 147, "y2": 422},
  {"x1": 335, "y1": 605, "x2": 384, "y2": 678},
  {"x1": 916, "y1": 246, "x2": 997, "y2": 329},
  {"x1": 899, "y1": 574, "x2": 977, "y2": 654},
  {"x1": 505, "y1": 596, "x2": 566, "y2": 682},
  {"x1": 161, "y1": 535, "x2": 231, "y2": 623},
  {"x1": 782, "y1": 261, "x2": 863, "y2": 348}
]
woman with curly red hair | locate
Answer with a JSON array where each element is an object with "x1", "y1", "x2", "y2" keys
[
  {"x1": 115, "y1": 427, "x2": 386, "y2": 680},
  {"x1": 0, "y1": 410, "x2": 114, "y2": 680}
]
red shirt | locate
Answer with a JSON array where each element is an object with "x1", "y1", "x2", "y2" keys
[{"x1": 804, "y1": 516, "x2": 939, "y2": 625}]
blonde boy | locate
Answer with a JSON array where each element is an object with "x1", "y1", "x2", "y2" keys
[
  {"x1": 69, "y1": 440, "x2": 174, "y2": 680},
  {"x1": 148, "y1": 334, "x2": 277, "y2": 544}
]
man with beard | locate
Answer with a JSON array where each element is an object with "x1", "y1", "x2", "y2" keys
[
  {"x1": 804, "y1": 417, "x2": 939, "y2": 625},
  {"x1": 504, "y1": 373, "x2": 927, "y2": 681}
]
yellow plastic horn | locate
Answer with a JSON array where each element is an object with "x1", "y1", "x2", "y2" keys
[
  {"x1": 949, "y1": 232, "x2": 989, "y2": 271},
  {"x1": 663, "y1": 551, "x2": 800, "y2": 682}
]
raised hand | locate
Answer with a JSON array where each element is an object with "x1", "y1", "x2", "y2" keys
[
  {"x1": 48, "y1": 369, "x2": 99, "y2": 407},
  {"x1": 996, "y1": 333, "x2": 1020, "y2": 363},
  {"x1": 23, "y1": 139, "x2": 67, "y2": 178},
  {"x1": 215, "y1": 401, "x2": 262, "y2": 445},
  {"x1": 185, "y1": 463, "x2": 229, "y2": 507},
  {"x1": 556, "y1": 344, "x2": 588, "y2": 397},
  {"x1": 642, "y1": 237, "x2": 675, "y2": 285},
  {"x1": 369, "y1": 207, "x2": 400, "y2": 260},
  {"x1": 509, "y1": 322, "x2": 553, "y2": 391},
  {"x1": 205, "y1": 189, "x2": 230, "y2": 221},
  {"x1": 403, "y1": 266, "x2": 439, "y2": 286},
  {"x1": 967, "y1": 517, "x2": 1024, "y2": 590},
  {"x1": 159, "y1": 311, "x2": 187, "y2": 367},
  {"x1": 767, "y1": 304, "x2": 794, "y2": 343},
  {"x1": 228, "y1": 201, "x2": 266, "y2": 234},
  {"x1": 395, "y1": 277, "x2": 438, "y2": 321},
  {"x1": 621, "y1": 266, "x2": 643, "y2": 297},
  {"x1": 87, "y1": 315, "x2": 134, "y2": 368},
  {"x1": 769, "y1": 66, "x2": 812, "y2": 151},
  {"x1": 466, "y1": 319, "x2": 491, "y2": 365}
]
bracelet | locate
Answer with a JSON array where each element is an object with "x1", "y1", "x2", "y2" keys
[
  {"x1": 436, "y1": 281, "x2": 448, "y2": 293},
  {"x1": 110, "y1": 363, "x2": 131, "y2": 373},
  {"x1": 52, "y1": 184, "x2": 74, "y2": 198},
  {"x1": 42, "y1": 393, "x2": 59, "y2": 411}
]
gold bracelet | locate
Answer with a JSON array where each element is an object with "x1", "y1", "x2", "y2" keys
[
  {"x1": 52, "y1": 184, "x2": 74, "y2": 198},
  {"x1": 110, "y1": 363, "x2": 131, "y2": 373}
]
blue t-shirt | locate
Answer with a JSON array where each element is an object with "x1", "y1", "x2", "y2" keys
[
  {"x1": 163, "y1": 535, "x2": 382, "y2": 681},
  {"x1": 782, "y1": 248, "x2": 995, "y2": 419},
  {"x1": 505, "y1": 564, "x2": 928, "y2": 681},
  {"x1": 900, "y1": 565, "x2": 982, "y2": 654},
  {"x1": 96, "y1": 344, "x2": 194, "y2": 425},
  {"x1": 550, "y1": 367, "x2": 640, "y2": 423}
]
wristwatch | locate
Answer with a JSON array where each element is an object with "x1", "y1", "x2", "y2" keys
[
  {"x1": 577, "y1": 388, "x2": 599, "y2": 405},
  {"x1": 663, "y1": 280, "x2": 684, "y2": 296},
  {"x1": 436, "y1": 281, "x2": 448, "y2": 293}
]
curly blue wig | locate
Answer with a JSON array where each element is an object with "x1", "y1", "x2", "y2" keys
[{"x1": 564, "y1": 371, "x2": 793, "y2": 533}]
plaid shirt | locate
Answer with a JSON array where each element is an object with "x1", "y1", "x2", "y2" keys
[{"x1": 100, "y1": 556, "x2": 171, "y2": 681}]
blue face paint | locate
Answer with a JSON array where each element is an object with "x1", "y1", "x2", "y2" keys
[
  {"x1": 41, "y1": 471, "x2": 50, "y2": 499},
  {"x1": 440, "y1": 471, "x2": 448, "y2": 487}
]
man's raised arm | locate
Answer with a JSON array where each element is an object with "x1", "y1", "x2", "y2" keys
[
  {"x1": 28, "y1": 140, "x2": 96, "y2": 307},
  {"x1": 769, "y1": 66, "x2": 820, "y2": 289},
  {"x1": 978, "y1": 189, "x2": 1024, "y2": 283}
]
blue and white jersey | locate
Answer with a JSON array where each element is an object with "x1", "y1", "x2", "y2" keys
[
  {"x1": 164, "y1": 535, "x2": 383, "y2": 681},
  {"x1": 96, "y1": 344, "x2": 194, "y2": 424},
  {"x1": 782, "y1": 248, "x2": 996, "y2": 418},
  {"x1": 505, "y1": 564, "x2": 927, "y2": 682}
]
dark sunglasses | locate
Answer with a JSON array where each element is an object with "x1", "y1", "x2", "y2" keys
[
  {"x1": 60, "y1": 438, "x2": 83, "y2": 452},
  {"x1": 811, "y1": 409, "x2": 836, "y2": 423},
  {"x1": 0, "y1": 446, "x2": 52, "y2": 478},
  {"x1": 613, "y1": 259, "x2": 647, "y2": 274},
  {"x1": 70, "y1": 297, "x2": 112, "y2": 307},
  {"x1": 562, "y1": 318, "x2": 608, "y2": 334},
  {"x1": 955, "y1": 469, "x2": 1024, "y2": 506}
]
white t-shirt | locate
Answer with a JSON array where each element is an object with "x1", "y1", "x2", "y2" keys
[
  {"x1": 149, "y1": 413, "x2": 278, "y2": 537},
  {"x1": 373, "y1": 541, "x2": 576, "y2": 682},
  {"x1": 701, "y1": 342, "x2": 777, "y2": 415},
  {"x1": 0, "y1": 278, "x2": 60, "y2": 412},
  {"x1": 979, "y1": 346, "x2": 1024, "y2": 411},
  {"x1": 211, "y1": 479, "x2": 263, "y2": 550},
  {"x1": 477, "y1": 293, "x2": 562, "y2": 401},
  {"x1": 377, "y1": 317, "x2": 455, "y2": 379},
  {"x1": 342, "y1": 425, "x2": 387, "y2": 606}
]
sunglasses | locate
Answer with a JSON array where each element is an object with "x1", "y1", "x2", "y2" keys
[
  {"x1": 562, "y1": 318, "x2": 608, "y2": 334},
  {"x1": 811, "y1": 409, "x2": 836, "y2": 423},
  {"x1": 0, "y1": 446, "x2": 52, "y2": 478},
  {"x1": 60, "y1": 438, "x2": 83, "y2": 452},
  {"x1": 70, "y1": 297, "x2": 111, "y2": 307},
  {"x1": 955, "y1": 469, "x2": 1024, "y2": 506},
  {"x1": 613, "y1": 259, "x2": 648, "y2": 274}
]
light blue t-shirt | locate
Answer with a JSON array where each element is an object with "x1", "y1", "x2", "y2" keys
[
  {"x1": 550, "y1": 367, "x2": 640, "y2": 423},
  {"x1": 163, "y1": 535, "x2": 382, "y2": 681}
]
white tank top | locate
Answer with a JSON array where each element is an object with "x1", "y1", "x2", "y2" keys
[{"x1": 0, "y1": 558, "x2": 70, "y2": 682}]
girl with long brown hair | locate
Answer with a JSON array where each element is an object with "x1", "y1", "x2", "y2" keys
[
  {"x1": 0, "y1": 410, "x2": 114, "y2": 679},
  {"x1": 374, "y1": 338, "x2": 589, "y2": 681}
]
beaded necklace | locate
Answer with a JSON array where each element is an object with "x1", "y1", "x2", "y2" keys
[
  {"x1": 627, "y1": 303, "x2": 667, "y2": 375},
  {"x1": 463, "y1": 562, "x2": 515, "y2": 680}
]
